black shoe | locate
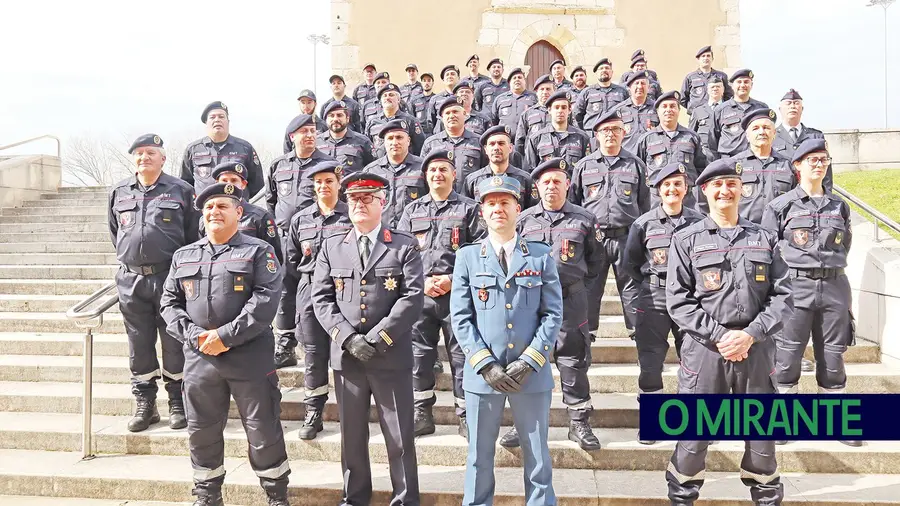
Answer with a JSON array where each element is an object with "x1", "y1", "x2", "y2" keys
[
  {"x1": 168, "y1": 397, "x2": 187, "y2": 430},
  {"x1": 458, "y1": 416, "x2": 469, "y2": 440},
  {"x1": 274, "y1": 347, "x2": 298, "y2": 369},
  {"x1": 298, "y1": 408, "x2": 324, "y2": 440},
  {"x1": 127, "y1": 398, "x2": 160, "y2": 433},
  {"x1": 413, "y1": 406, "x2": 436, "y2": 436},
  {"x1": 499, "y1": 427, "x2": 520, "y2": 448},
  {"x1": 267, "y1": 496, "x2": 291, "y2": 506},
  {"x1": 433, "y1": 360, "x2": 444, "y2": 374},
  {"x1": 801, "y1": 358, "x2": 814, "y2": 372},
  {"x1": 569, "y1": 420, "x2": 602, "y2": 451},
  {"x1": 637, "y1": 431, "x2": 655, "y2": 445},
  {"x1": 840, "y1": 440, "x2": 864, "y2": 447},
  {"x1": 192, "y1": 491, "x2": 224, "y2": 506},
  {"x1": 775, "y1": 440, "x2": 790, "y2": 445}
]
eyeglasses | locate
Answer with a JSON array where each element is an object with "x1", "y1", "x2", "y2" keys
[
  {"x1": 597, "y1": 127, "x2": 624, "y2": 136},
  {"x1": 347, "y1": 194, "x2": 380, "y2": 206},
  {"x1": 805, "y1": 157, "x2": 831, "y2": 166}
]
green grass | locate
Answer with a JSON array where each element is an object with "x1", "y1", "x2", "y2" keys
[{"x1": 833, "y1": 169, "x2": 900, "y2": 241}]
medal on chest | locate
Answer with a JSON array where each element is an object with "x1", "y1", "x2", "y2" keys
[{"x1": 451, "y1": 226, "x2": 460, "y2": 250}]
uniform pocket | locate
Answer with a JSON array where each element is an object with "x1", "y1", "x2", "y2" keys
[
  {"x1": 330, "y1": 268, "x2": 354, "y2": 302},
  {"x1": 514, "y1": 276, "x2": 543, "y2": 308},
  {"x1": 155, "y1": 200, "x2": 182, "y2": 224},
  {"x1": 740, "y1": 172, "x2": 759, "y2": 199},
  {"x1": 174, "y1": 264, "x2": 202, "y2": 301},
  {"x1": 645, "y1": 237, "x2": 671, "y2": 268},
  {"x1": 785, "y1": 217, "x2": 814, "y2": 250},
  {"x1": 472, "y1": 275, "x2": 498, "y2": 310},
  {"x1": 275, "y1": 172, "x2": 294, "y2": 197},
  {"x1": 617, "y1": 173, "x2": 638, "y2": 202},
  {"x1": 375, "y1": 266, "x2": 403, "y2": 297},
  {"x1": 694, "y1": 252, "x2": 727, "y2": 293},
  {"x1": 774, "y1": 171, "x2": 796, "y2": 195},
  {"x1": 224, "y1": 261, "x2": 254, "y2": 294},
  {"x1": 744, "y1": 249, "x2": 773, "y2": 284},
  {"x1": 114, "y1": 199, "x2": 138, "y2": 230}
]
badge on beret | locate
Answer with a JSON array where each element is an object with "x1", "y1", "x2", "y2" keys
[
  {"x1": 335, "y1": 165, "x2": 343, "y2": 177},
  {"x1": 220, "y1": 102, "x2": 228, "y2": 111},
  {"x1": 235, "y1": 164, "x2": 244, "y2": 174},
  {"x1": 559, "y1": 159, "x2": 567, "y2": 171},
  {"x1": 674, "y1": 92, "x2": 680, "y2": 100},
  {"x1": 678, "y1": 163, "x2": 686, "y2": 173},
  {"x1": 153, "y1": 135, "x2": 161, "y2": 145},
  {"x1": 447, "y1": 151, "x2": 454, "y2": 161},
  {"x1": 224, "y1": 184, "x2": 235, "y2": 195},
  {"x1": 748, "y1": 71, "x2": 754, "y2": 79},
  {"x1": 768, "y1": 110, "x2": 776, "y2": 119},
  {"x1": 401, "y1": 120, "x2": 408, "y2": 129},
  {"x1": 491, "y1": 176, "x2": 503, "y2": 187},
  {"x1": 339, "y1": 101, "x2": 346, "y2": 107},
  {"x1": 385, "y1": 72, "x2": 390, "y2": 79},
  {"x1": 735, "y1": 162, "x2": 743, "y2": 174}
]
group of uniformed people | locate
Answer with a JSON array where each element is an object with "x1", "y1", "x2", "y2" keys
[{"x1": 105, "y1": 44, "x2": 857, "y2": 506}]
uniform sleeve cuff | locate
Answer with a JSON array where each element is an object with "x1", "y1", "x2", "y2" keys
[
  {"x1": 469, "y1": 349, "x2": 495, "y2": 371},
  {"x1": 216, "y1": 324, "x2": 235, "y2": 348},
  {"x1": 746, "y1": 324, "x2": 767, "y2": 343},
  {"x1": 521, "y1": 346, "x2": 548, "y2": 370},
  {"x1": 332, "y1": 322, "x2": 358, "y2": 349}
]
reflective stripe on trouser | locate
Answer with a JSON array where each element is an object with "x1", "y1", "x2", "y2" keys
[
  {"x1": 588, "y1": 235, "x2": 638, "y2": 332},
  {"x1": 275, "y1": 235, "x2": 299, "y2": 349},
  {"x1": 775, "y1": 275, "x2": 852, "y2": 391},
  {"x1": 463, "y1": 390, "x2": 555, "y2": 506},
  {"x1": 116, "y1": 267, "x2": 184, "y2": 400},
  {"x1": 296, "y1": 279, "x2": 329, "y2": 409},
  {"x1": 184, "y1": 352, "x2": 289, "y2": 497},
  {"x1": 555, "y1": 287, "x2": 592, "y2": 422},
  {"x1": 667, "y1": 337, "x2": 784, "y2": 505},
  {"x1": 412, "y1": 293, "x2": 466, "y2": 417}
]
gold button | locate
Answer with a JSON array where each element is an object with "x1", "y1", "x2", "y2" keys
[
  {"x1": 360, "y1": 292, "x2": 366, "y2": 297},
  {"x1": 506, "y1": 283, "x2": 511, "y2": 288},
  {"x1": 508, "y1": 343, "x2": 514, "y2": 349},
  {"x1": 544, "y1": 345, "x2": 550, "y2": 350},
  {"x1": 507, "y1": 323, "x2": 513, "y2": 329},
  {"x1": 527, "y1": 282, "x2": 532, "y2": 287},
  {"x1": 505, "y1": 303, "x2": 512, "y2": 309},
  {"x1": 360, "y1": 304, "x2": 366, "y2": 309},
  {"x1": 361, "y1": 317, "x2": 367, "y2": 323},
  {"x1": 361, "y1": 280, "x2": 367, "y2": 285}
]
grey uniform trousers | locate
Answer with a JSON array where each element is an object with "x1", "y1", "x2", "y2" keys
[
  {"x1": 296, "y1": 275, "x2": 330, "y2": 409},
  {"x1": 412, "y1": 293, "x2": 466, "y2": 417},
  {"x1": 556, "y1": 281, "x2": 593, "y2": 421},
  {"x1": 587, "y1": 234, "x2": 639, "y2": 333}
]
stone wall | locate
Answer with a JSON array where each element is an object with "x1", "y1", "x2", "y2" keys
[
  {"x1": 0, "y1": 155, "x2": 61, "y2": 209},
  {"x1": 825, "y1": 129, "x2": 900, "y2": 173}
]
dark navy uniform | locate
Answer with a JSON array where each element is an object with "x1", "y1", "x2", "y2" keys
[
  {"x1": 709, "y1": 96, "x2": 769, "y2": 158},
  {"x1": 311, "y1": 173, "x2": 424, "y2": 506},
  {"x1": 425, "y1": 90, "x2": 454, "y2": 135},
  {"x1": 352, "y1": 81, "x2": 376, "y2": 108},
  {"x1": 181, "y1": 135, "x2": 264, "y2": 199},
  {"x1": 362, "y1": 153, "x2": 426, "y2": 229},
  {"x1": 635, "y1": 125, "x2": 707, "y2": 209},
  {"x1": 286, "y1": 197, "x2": 352, "y2": 436},
  {"x1": 421, "y1": 129, "x2": 486, "y2": 194},
  {"x1": 610, "y1": 96, "x2": 660, "y2": 154},
  {"x1": 514, "y1": 103, "x2": 549, "y2": 155},
  {"x1": 315, "y1": 128, "x2": 374, "y2": 176},
  {"x1": 109, "y1": 135, "x2": 200, "y2": 430},
  {"x1": 365, "y1": 110, "x2": 426, "y2": 158},
  {"x1": 491, "y1": 83, "x2": 539, "y2": 130},
  {"x1": 398, "y1": 171, "x2": 483, "y2": 433},
  {"x1": 688, "y1": 101, "x2": 722, "y2": 164},
  {"x1": 474, "y1": 78, "x2": 510, "y2": 112},
  {"x1": 523, "y1": 124, "x2": 590, "y2": 173},
  {"x1": 433, "y1": 109, "x2": 493, "y2": 137},
  {"x1": 160, "y1": 184, "x2": 288, "y2": 504},
  {"x1": 573, "y1": 83, "x2": 630, "y2": 132},
  {"x1": 729, "y1": 148, "x2": 797, "y2": 224},
  {"x1": 282, "y1": 116, "x2": 327, "y2": 154},
  {"x1": 320, "y1": 95, "x2": 363, "y2": 133},
  {"x1": 569, "y1": 133, "x2": 649, "y2": 335},
  {"x1": 400, "y1": 80, "x2": 424, "y2": 107},
  {"x1": 408, "y1": 92, "x2": 432, "y2": 131},
  {"x1": 680, "y1": 68, "x2": 733, "y2": 114},
  {"x1": 774, "y1": 123, "x2": 829, "y2": 191}
]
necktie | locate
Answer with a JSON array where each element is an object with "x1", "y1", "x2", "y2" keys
[
  {"x1": 790, "y1": 128, "x2": 798, "y2": 142},
  {"x1": 359, "y1": 236, "x2": 370, "y2": 269},
  {"x1": 499, "y1": 247, "x2": 508, "y2": 275}
]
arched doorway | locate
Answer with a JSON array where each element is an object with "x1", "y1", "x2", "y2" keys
[{"x1": 524, "y1": 40, "x2": 564, "y2": 90}]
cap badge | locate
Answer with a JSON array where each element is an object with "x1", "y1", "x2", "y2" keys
[
  {"x1": 447, "y1": 151, "x2": 454, "y2": 161},
  {"x1": 735, "y1": 162, "x2": 743, "y2": 175},
  {"x1": 768, "y1": 110, "x2": 776, "y2": 119},
  {"x1": 678, "y1": 163, "x2": 686, "y2": 173},
  {"x1": 153, "y1": 135, "x2": 161, "y2": 145},
  {"x1": 559, "y1": 159, "x2": 567, "y2": 171},
  {"x1": 235, "y1": 164, "x2": 244, "y2": 173},
  {"x1": 224, "y1": 184, "x2": 235, "y2": 195},
  {"x1": 491, "y1": 176, "x2": 503, "y2": 187}
]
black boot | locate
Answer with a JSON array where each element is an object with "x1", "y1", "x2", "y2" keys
[
  {"x1": 637, "y1": 430, "x2": 656, "y2": 445},
  {"x1": 569, "y1": 420, "x2": 602, "y2": 450},
  {"x1": 458, "y1": 416, "x2": 469, "y2": 440},
  {"x1": 267, "y1": 495, "x2": 291, "y2": 506},
  {"x1": 801, "y1": 358, "x2": 815, "y2": 372},
  {"x1": 433, "y1": 360, "x2": 444, "y2": 374},
  {"x1": 297, "y1": 407, "x2": 324, "y2": 440},
  {"x1": 499, "y1": 426, "x2": 520, "y2": 448},
  {"x1": 127, "y1": 397, "x2": 160, "y2": 433},
  {"x1": 841, "y1": 440, "x2": 864, "y2": 447},
  {"x1": 192, "y1": 490, "x2": 224, "y2": 506},
  {"x1": 274, "y1": 346, "x2": 298, "y2": 369},
  {"x1": 414, "y1": 406, "x2": 436, "y2": 436},
  {"x1": 168, "y1": 396, "x2": 187, "y2": 430}
]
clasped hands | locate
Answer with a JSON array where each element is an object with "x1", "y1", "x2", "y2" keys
[
  {"x1": 424, "y1": 275, "x2": 451, "y2": 298},
  {"x1": 198, "y1": 329, "x2": 230, "y2": 356},
  {"x1": 479, "y1": 360, "x2": 535, "y2": 393},
  {"x1": 716, "y1": 329, "x2": 754, "y2": 362}
]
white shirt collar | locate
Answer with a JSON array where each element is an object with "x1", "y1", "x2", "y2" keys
[
  {"x1": 782, "y1": 122, "x2": 803, "y2": 135},
  {"x1": 355, "y1": 223, "x2": 382, "y2": 245},
  {"x1": 489, "y1": 234, "x2": 518, "y2": 260}
]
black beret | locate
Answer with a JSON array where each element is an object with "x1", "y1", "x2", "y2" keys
[
  {"x1": 297, "y1": 89, "x2": 316, "y2": 102},
  {"x1": 452, "y1": 81, "x2": 474, "y2": 94},
  {"x1": 630, "y1": 57, "x2": 646, "y2": 69},
  {"x1": 592, "y1": 58, "x2": 612, "y2": 73},
  {"x1": 128, "y1": 133, "x2": 164, "y2": 154},
  {"x1": 440, "y1": 65, "x2": 460, "y2": 79},
  {"x1": 438, "y1": 96, "x2": 465, "y2": 115},
  {"x1": 306, "y1": 160, "x2": 345, "y2": 180},
  {"x1": 422, "y1": 149, "x2": 455, "y2": 169},
  {"x1": 624, "y1": 70, "x2": 650, "y2": 87},
  {"x1": 377, "y1": 119, "x2": 409, "y2": 138},
  {"x1": 362, "y1": 63, "x2": 377, "y2": 71},
  {"x1": 594, "y1": 108, "x2": 624, "y2": 130},
  {"x1": 740, "y1": 108, "x2": 777, "y2": 130},
  {"x1": 421, "y1": 72, "x2": 434, "y2": 80},
  {"x1": 791, "y1": 139, "x2": 828, "y2": 164},
  {"x1": 546, "y1": 90, "x2": 571, "y2": 107},
  {"x1": 696, "y1": 158, "x2": 743, "y2": 186},
  {"x1": 533, "y1": 74, "x2": 553, "y2": 90},
  {"x1": 549, "y1": 59, "x2": 566, "y2": 71},
  {"x1": 708, "y1": 74, "x2": 725, "y2": 84},
  {"x1": 405, "y1": 63, "x2": 418, "y2": 71},
  {"x1": 286, "y1": 114, "x2": 315, "y2": 133},
  {"x1": 466, "y1": 54, "x2": 479, "y2": 65},
  {"x1": 729, "y1": 68, "x2": 754, "y2": 82},
  {"x1": 374, "y1": 71, "x2": 390, "y2": 82},
  {"x1": 569, "y1": 66, "x2": 586, "y2": 78},
  {"x1": 507, "y1": 67, "x2": 525, "y2": 80},
  {"x1": 480, "y1": 124, "x2": 513, "y2": 145},
  {"x1": 342, "y1": 171, "x2": 389, "y2": 194},
  {"x1": 631, "y1": 49, "x2": 645, "y2": 61},
  {"x1": 328, "y1": 74, "x2": 345, "y2": 84},
  {"x1": 322, "y1": 100, "x2": 349, "y2": 117},
  {"x1": 782, "y1": 88, "x2": 803, "y2": 101},
  {"x1": 487, "y1": 58, "x2": 504, "y2": 68},
  {"x1": 377, "y1": 83, "x2": 401, "y2": 100},
  {"x1": 195, "y1": 182, "x2": 243, "y2": 209},
  {"x1": 695, "y1": 45, "x2": 713, "y2": 58},
  {"x1": 211, "y1": 161, "x2": 249, "y2": 182},
  {"x1": 650, "y1": 162, "x2": 689, "y2": 187},
  {"x1": 654, "y1": 90, "x2": 681, "y2": 109},
  {"x1": 201, "y1": 101, "x2": 228, "y2": 124},
  {"x1": 530, "y1": 157, "x2": 569, "y2": 180}
]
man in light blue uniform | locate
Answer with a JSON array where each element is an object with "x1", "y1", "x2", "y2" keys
[{"x1": 450, "y1": 175, "x2": 563, "y2": 506}]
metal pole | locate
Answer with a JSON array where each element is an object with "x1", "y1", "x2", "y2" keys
[
  {"x1": 82, "y1": 328, "x2": 95, "y2": 460},
  {"x1": 313, "y1": 41, "x2": 318, "y2": 98},
  {"x1": 885, "y1": 6, "x2": 890, "y2": 128}
]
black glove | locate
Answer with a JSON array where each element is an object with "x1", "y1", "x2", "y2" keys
[
  {"x1": 478, "y1": 362, "x2": 520, "y2": 393},
  {"x1": 345, "y1": 334, "x2": 375, "y2": 362},
  {"x1": 505, "y1": 359, "x2": 535, "y2": 386}
]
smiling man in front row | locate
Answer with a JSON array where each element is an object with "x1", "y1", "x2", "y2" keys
[{"x1": 451, "y1": 175, "x2": 563, "y2": 506}]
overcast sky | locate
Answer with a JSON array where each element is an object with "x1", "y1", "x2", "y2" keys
[{"x1": 1, "y1": 0, "x2": 896, "y2": 157}]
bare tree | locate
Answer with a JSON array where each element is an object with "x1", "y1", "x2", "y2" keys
[{"x1": 62, "y1": 137, "x2": 131, "y2": 186}]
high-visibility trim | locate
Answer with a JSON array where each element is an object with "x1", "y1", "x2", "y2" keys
[
  {"x1": 777, "y1": 384, "x2": 799, "y2": 394},
  {"x1": 413, "y1": 390, "x2": 435, "y2": 400},
  {"x1": 331, "y1": 327, "x2": 340, "y2": 341},
  {"x1": 379, "y1": 329, "x2": 393, "y2": 346},
  {"x1": 255, "y1": 459, "x2": 291, "y2": 479},
  {"x1": 162, "y1": 368, "x2": 183, "y2": 381},
  {"x1": 666, "y1": 461, "x2": 705, "y2": 484},
  {"x1": 306, "y1": 385, "x2": 329, "y2": 398},
  {"x1": 133, "y1": 369, "x2": 161, "y2": 382},
  {"x1": 819, "y1": 386, "x2": 845, "y2": 394},
  {"x1": 469, "y1": 349, "x2": 492, "y2": 368},
  {"x1": 523, "y1": 347, "x2": 546, "y2": 367},
  {"x1": 566, "y1": 399, "x2": 593, "y2": 411},
  {"x1": 193, "y1": 465, "x2": 226, "y2": 481},
  {"x1": 740, "y1": 467, "x2": 780, "y2": 485},
  {"x1": 455, "y1": 397, "x2": 466, "y2": 408}
]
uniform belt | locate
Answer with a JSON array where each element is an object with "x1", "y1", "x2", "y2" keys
[
  {"x1": 648, "y1": 274, "x2": 666, "y2": 288},
  {"x1": 562, "y1": 280, "x2": 585, "y2": 298},
  {"x1": 597, "y1": 226, "x2": 629, "y2": 239},
  {"x1": 790, "y1": 267, "x2": 844, "y2": 280},
  {"x1": 122, "y1": 261, "x2": 170, "y2": 276}
]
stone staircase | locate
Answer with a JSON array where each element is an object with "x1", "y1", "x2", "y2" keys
[{"x1": 0, "y1": 186, "x2": 899, "y2": 505}]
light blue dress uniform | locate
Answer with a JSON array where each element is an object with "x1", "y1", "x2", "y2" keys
[{"x1": 450, "y1": 175, "x2": 564, "y2": 506}]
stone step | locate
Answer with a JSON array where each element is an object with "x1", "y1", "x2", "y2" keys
[
  {"x1": 56, "y1": 186, "x2": 111, "y2": 193},
  {"x1": 1, "y1": 354, "x2": 895, "y2": 394},
  {"x1": 40, "y1": 192, "x2": 108, "y2": 200},
  {"x1": 0, "y1": 265, "x2": 118, "y2": 280},
  {"x1": 0, "y1": 205, "x2": 107, "y2": 216},
  {"x1": 0, "y1": 253, "x2": 117, "y2": 265},
  {"x1": 23, "y1": 198, "x2": 108, "y2": 208},
  {"x1": 0, "y1": 497, "x2": 189, "y2": 506},
  {"x1": 0, "y1": 222, "x2": 107, "y2": 234},
  {"x1": 0, "y1": 280, "x2": 112, "y2": 295},
  {"x1": 0, "y1": 214, "x2": 105, "y2": 224},
  {"x1": 0, "y1": 232, "x2": 109, "y2": 243},
  {"x1": 0, "y1": 412, "x2": 895, "y2": 474},
  {"x1": 0, "y1": 296, "x2": 120, "y2": 313},
  {"x1": 0, "y1": 242, "x2": 114, "y2": 254},
  {"x1": 6, "y1": 450, "x2": 899, "y2": 506}
]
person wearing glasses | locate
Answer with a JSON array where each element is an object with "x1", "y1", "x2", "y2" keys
[
  {"x1": 311, "y1": 172, "x2": 424, "y2": 506},
  {"x1": 762, "y1": 139, "x2": 862, "y2": 447}
]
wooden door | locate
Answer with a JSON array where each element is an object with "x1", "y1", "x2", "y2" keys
[{"x1": 524, "y1": 40, "x2": 564, "y2": 90}]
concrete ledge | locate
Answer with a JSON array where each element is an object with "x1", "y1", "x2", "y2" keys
[
  {"x1": 825, "y1": 129, "x2": 900, "y2": 173},
  {"x1": 0, "y1": 156, "x2": 61, "y2": 210}
]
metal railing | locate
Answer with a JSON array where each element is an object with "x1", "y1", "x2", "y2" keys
[
  {"x1": 833, "y1": 184, "x2": 900, "y2": 242},
  {"x1": 65, "y1": 281, "x2": 119, "y2": 460},
  {"x1": 0, "y1": 134, "x2": 61, "y2": 158}
]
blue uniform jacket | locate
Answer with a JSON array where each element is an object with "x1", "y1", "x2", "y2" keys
[{"x1": 450, "y1": 236, "x2": 563, "y2": 394}]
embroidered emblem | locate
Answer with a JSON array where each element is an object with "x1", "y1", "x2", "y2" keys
[
  {"x1": 741, "y1": 184, "x2": 754, "y2": 198},
  {"x1": 302, "y1": 241, "x2": 313, "y2": 256},
  {"x1": 478, "y1": 288, "x2": 489, "y2": 302},
  {"x1": 792, "y1": 229, "x2": 809, "y2": 246},
  {"x1": 415, "y1": 232, "x2": 427, "y2": 249},
  {"x1": 652, "y1": 248, "x2": 667, "y2": 265},
  {"x1": 267, "y1": 224, "x2": 277, "y2": 238},
  {"x1": 835, "y1": 231, "x2": 843, "y2": 245},
  {"x1": 383, "y1": 229, "x2": 392, "y2": 242},
  {"x1": 384, "y1": 276, "x2": 398, "y2": 291},
  {"x1": 198, "y1": 165, "x2": 211, "y2": 178},
  {"x1": 119, "y1": 212, "x2": 134, "y2": 227},
  {"x1": 182, "y1": 279, "x2": 196, "y2": 298},
  {"x1": 266, "y1": 259, "x2": 277, "y2": 273},
  {"x1": 702, "y1": 270, "x2": 721, "y2": 290}
]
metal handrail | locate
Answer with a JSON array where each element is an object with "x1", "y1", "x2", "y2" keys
[
  {"x1": 65, "y1": 281, "x2": 119, "y2": 460},
  {"x1": 833, "y1": 184, "x2": 900, "y2": 242},
  {"x1": 0, "y1": 134, "x2": 61, "y2": 158}
]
